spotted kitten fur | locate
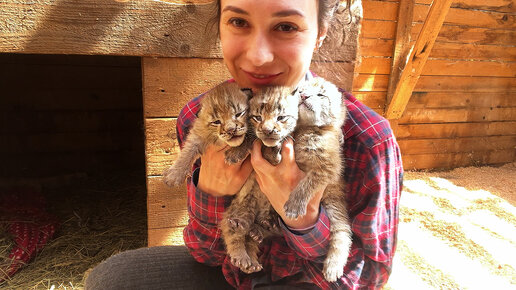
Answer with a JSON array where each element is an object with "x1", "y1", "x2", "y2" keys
[
  {"x1": 162, "y1": 82, "x2": 252, "y2": 187},
  {"x1": 291, "y1": 77, "x2": 352, "y2": 282},
  {"x1": 222, "y1": 77, "x2": 352, "y2": 282},
  {"x1": 220, "y1": 86, "x2": 299, "y2": 274}
]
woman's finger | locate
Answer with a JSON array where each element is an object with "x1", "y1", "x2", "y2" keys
[
  {"x1": 280, "y1": 138, "x2": 296, "y2": 165},
  {"x1": 250, "y1": 140, "x2": 273, "y2": 172}
]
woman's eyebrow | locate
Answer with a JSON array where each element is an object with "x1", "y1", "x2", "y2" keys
[
  {"x1": 272, "y1": 9, "x2": 305, "y2": 18},
  {"x1": 221, "y1": 5, "x2": 249, "y2": 15}
]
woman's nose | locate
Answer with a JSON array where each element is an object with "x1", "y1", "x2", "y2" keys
[{"x1": 246, "y1": 32, "x2": 274, "y2": 67}]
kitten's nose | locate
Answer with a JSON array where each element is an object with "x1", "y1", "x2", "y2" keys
[
  {"x1": 225, "y1": 125, "x2": 237, "y2": 134},
  {"x1": 263, "y1": 127, "x2": 274, "y2": 135},
  {"x1": 301, "y1": 94, "x2": 309, "y2": 101}
]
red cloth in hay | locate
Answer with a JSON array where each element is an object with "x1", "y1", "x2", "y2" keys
[{"x1": 0, "y1": 187, "x2": 59, "y2": 282}]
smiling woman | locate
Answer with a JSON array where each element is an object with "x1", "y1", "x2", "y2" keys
[
  {"x1": 219, "y1": 0, "x2": 322, "y2": 91},
  {"x1": 85, "y1": 0, "x2": 403, "y2": 289}
]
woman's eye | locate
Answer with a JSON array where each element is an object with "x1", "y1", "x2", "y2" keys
[
  {"x1": 251, "y1": 115, "x2": 262, "y2": 122},
  {"x1": 275, "y1": 23, "x2": 298, "y2": 32},
  {"x1": 229, "y1": 18, "x2": 248, "y2": 28}
]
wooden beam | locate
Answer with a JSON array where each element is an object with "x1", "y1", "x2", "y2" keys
[
  {"x1": 385, "y1": 0, "x2": 453, "y2": 119},
  {"x1": 0, "y1": 0, "x2": 357, "y2": 60},
  {"x1": 386, "y1": 0, "x2": 415, "y2": 105}
]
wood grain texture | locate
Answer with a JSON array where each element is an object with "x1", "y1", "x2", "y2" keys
[
  {"x1": 398, "y1": 135, "x2": 516, "y2": 155},
  {"x1": 148, "y1": 227, "x2": 186, "y2": 247},
  {"x1": 0, "y1": 0, "x2": 359, "y2": 60},
  {"x1": 143, "y1": 58, "x2": 230, "y2": 117},
  {"x1": 363, "y1": 0, "x2": 515, "y2": 29},
  {"x1": 402, "y1": 149, "x2": 515, "y2": 170},
  {"x1": 386, "y1": 0, "x2": 453, "y2": 119},
  {"x1": 386, "y1": 0, "x2": 414, "y2": 105},
  {"x1": 144, "y1": 118, "x2": 180, "y2": 176},
  {"x1": 360, "y1": 57, "x2": 516, "y2": 77},
  {"x1": 399, "y1": 107, "x2": 516, "y2": 123},
  {"x1": 394, "y1": 122, "x2": 516, "y2": 139},
  {"x1": 147, "y1": 176, "x2": 189, "y2": 230}
]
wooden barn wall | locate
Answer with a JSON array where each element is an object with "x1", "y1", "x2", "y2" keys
[
  {"x1": 358, "y1": 0, "x2": 515, "y2": 170},
  {"x1": 0, "y1": 54, "x2": 145, "y2": 178},
  {"x1": 143, "y1": 1, "x2": 515, "y2": 245}
]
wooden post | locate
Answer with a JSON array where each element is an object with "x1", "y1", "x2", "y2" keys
[
  {"x1": 386, "y1": 0, "x2": 415, "y2": 105},
  {"x1": 385, "y1": 0, "x2": 453, "y2": 120}
]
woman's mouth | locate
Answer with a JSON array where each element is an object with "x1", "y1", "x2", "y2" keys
[{"x1": 243, "y1": 70, "x2": 282, "y2": 85}]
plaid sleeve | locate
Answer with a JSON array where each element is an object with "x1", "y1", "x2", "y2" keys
[
  {"x1": 333, "y1": 93, "x2": 403, "y2": 289},
  {"x1": 279, "y1": 206, "x2": 331, "y2": 262},
  {"x1": 183, "y1": 168, "x2": 234, "y2": 266},
  {"x1": 176, "y1": 93, "x2": 234, "y2": 266}
]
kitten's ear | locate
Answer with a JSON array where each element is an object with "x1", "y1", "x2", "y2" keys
[
  {"x1": 291, "y1": 88, "x2": 299, "y2": 96},
  {"x1": 241, "y1": 88, "x2": 253, "y2": 99}
]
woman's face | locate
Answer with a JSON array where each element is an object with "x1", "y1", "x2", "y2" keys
[{"x1": 219, "y1": 0, "x2": 322, "y2": 91}]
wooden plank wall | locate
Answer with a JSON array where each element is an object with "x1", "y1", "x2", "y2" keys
[
  {"x1": 0, "y1": 54, "x2": 145, "y2": 178},
  {"x1": 357, "y1": 0, "x2": 515, "y2": 170}
]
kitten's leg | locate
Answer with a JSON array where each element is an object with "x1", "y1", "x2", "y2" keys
[
  {"x1": 162, "y1": 135, "x2": 202, "y2": 187},
  {"x1": 225, "y1": 178, "x2": 257, "y2": 231},
  {"x1": 221, "y1": 227, "x2": 262, "y2": 273},
  {"x1": 242, "y1": 236, "x2": 263, "y2": 274},
  {"x1": 255, "y1": 204, "x2": 279, "y2": 233},
  {"x1": 221, "y1": 177, "x2": 263, "y2": 274},
  {"x1": 321, "y1": 186, "x2": 352, "y2": 282},
  {"x1": 283, "y1": 169, "x2": 324, "y2": 219}
]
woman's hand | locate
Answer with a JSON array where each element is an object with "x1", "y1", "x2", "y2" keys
[
  {"x1": 250, "y1": 139, "x2": 325, "y2": 230},
  {"x1": 198, "y1": 144, "x2": 253, "y2": 197}
]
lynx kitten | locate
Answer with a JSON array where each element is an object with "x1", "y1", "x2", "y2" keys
[{"x1": 162, "y1": 82, "x2": 252, "y2": 187}]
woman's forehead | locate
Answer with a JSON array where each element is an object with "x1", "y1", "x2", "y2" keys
[{"x1": 220, "y1": 0, "x2": 318, "y2": 17}]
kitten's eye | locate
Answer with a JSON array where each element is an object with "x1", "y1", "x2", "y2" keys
[
  {"x1": 277, "y1": 116, "x2": 287, "y2": 122},
  {"x1": 235, "y1": 110, "x2": 246, "y2": 118},
  {"x1": 211, "y1": 120, "x2": 221, "y2": 126},
  {"x1": 251, "y1": 115, "x2": 262, "y2": 122}
]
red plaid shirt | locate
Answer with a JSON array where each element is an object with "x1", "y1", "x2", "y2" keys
[{"x1": 177, "y1": 77, "x2": 403, "y2": 289}]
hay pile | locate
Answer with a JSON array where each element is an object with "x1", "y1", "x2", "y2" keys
[
  {"x1": 385, "y1": 162, "x2": 516, "y2": 290},
  {"x1": 0, "y1": 171, "x2": 147, "y2": 289}
]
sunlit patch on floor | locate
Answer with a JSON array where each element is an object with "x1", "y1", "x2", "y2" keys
[{"x1": 386, "y1": 163, "x2": 516, "y2": 289}]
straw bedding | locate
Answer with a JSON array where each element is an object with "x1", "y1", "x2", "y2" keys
[
  {"x1": 1, "y1": 163, "x2": 515, "y2": 289},
  {"x1": 0, "y1": 171, "x2": 147, "y2": 289}
]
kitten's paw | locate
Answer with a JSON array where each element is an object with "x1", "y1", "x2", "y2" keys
[
  {"x1": 258, "y1": 217, "x2": 278, "y2": 232},
  {"x1": 230, "y1": 254, "x2": 263, "y2": 274},
  {"x1": 249, "y1": 228, "x2": 264, "y2": 243},
  {"x1": 162, "y1": 166, "x2": 187, "y2": 187},
  {"x1": 323, "y1": 256, "x2": 345, "y2": 282},
  {"x1": 227, "y1": 217, "x2": 250, "y2": 231},
  {"x1": 283, "y1": 199, "x2": 307, "y2": 219}
]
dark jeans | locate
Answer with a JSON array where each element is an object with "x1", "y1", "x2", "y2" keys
[
  {"x1": 84, "y1": 246, "x2": 232, "y2": 290},
  {"x1": 84, "y1": 245, "x2": 316, "y2": 290}
]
